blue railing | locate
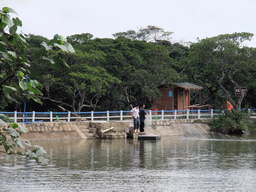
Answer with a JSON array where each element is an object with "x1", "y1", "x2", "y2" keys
[{"x1": 1, "y1": 109, "x2": 256, "y2": 123}]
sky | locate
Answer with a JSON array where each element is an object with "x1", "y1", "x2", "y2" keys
[{"x1": 1, "y1": 0, "x2": 256, "y2": 47}]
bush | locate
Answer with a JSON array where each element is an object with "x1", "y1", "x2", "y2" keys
[{"x1": 209, "y1": 109, "x2": 255, "y2": 134}]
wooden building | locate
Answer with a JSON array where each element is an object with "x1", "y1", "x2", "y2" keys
[{"x1": 153, "y1": 83, "x2": 203, "y2": 111}]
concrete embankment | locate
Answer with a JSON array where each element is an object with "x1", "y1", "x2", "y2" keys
[{"x1": 20, "y1": 119, "x2": 210, "y2": 141}]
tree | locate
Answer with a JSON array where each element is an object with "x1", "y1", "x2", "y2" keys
[
  {"x1": 30, "y1": 35, "x2": 120, "y2": 112},
  {"x1": 113, "y1": 25, "x2": 173, "y2": 42},
  {"x1": 0, "y1": 7, "x2": 74, "y2": 163},
  {"x1": 187, "y1": 33, "x2": 255, "y2": 109}
]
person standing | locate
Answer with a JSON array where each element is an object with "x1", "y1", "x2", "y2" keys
[
  {"x1": 130, "y1": 104, "x2": 140, "y2": 133},
  {"x1": 139, "y1": 104, "x2": 148, "y2": 132}
]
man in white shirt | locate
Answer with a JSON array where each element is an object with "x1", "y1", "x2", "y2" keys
[{"x1": 130, "y1": 104, "x2": 140, "y2": 133}]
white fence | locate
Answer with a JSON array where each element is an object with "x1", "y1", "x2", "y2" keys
[{"x1": 1, "y1": 109, "x2": 256, "y2": 123}]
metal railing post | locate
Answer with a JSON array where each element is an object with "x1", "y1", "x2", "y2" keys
[
  {"x1": 32, "y1": 111, "x2": 35, "y2": 122},
  {"x1": 149, "y1": 110, "x2": 152, "y2": 121},
  {"x1": 161, "y1": 110, "x2": 164, "y2": 120},
  {"x1": 174, "y1": 110, "x2": 177, "y2": 120},
  {"x1": 211, "y1": 109, "x2": 213, "y2": 118},
  {"x1": 91, "y1": 111, "x2": 94, "y2": 122},
  {"x1": 14, "y1": 111, "x2": 17, "y2": 123},
  {"x1": 120, "y1": 110, "x2": 123, "y2": 121},
  {"x1": 68, "y1": 111, "x2": 71, "y2": 122},
  {"x1": 198, "y1": 109, "x2": 200, "y2": 119},
  {"x1": 107, "y1": 111, "x2": 109, "y2": 121},
  {"x1": 50, "y1": 111, "x2": 53, "y2": 122},
  {"x1": 187, "y1": 109, "x2": 189, "y2": 119}
]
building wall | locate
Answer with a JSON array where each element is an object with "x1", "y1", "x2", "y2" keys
[
  {"x1": 153, "y1": 87, "x2": 173, "y2": 110},
  {"x1": 153, "y1": 87, "x2": 191, "y2": 111}
]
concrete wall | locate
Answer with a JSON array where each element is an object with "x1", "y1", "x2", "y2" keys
[
  {"x1": 20, "y1": 119, "x2": 210, "y2": 141},
  {"x1": 147, "y1": 119, "x2": 210, "y2": 137}
]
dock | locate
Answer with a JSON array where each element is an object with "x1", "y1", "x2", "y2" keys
[
  {"x1": 127, "y1": 132, "x2": 161, "y2": 140},
  {"x1": 138, "y1": 135, "x2": 161, "y2": 140}
]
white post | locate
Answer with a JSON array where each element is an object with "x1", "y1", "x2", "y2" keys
[
  {"x1": 120, "y1": 110, "x2": 123, "y2": 121},
  {"x1": 50, "y1": 111, "x2": 53, "y2": 122},
  {"x1": 211, "y1": 109, "x2": 213, "y2": 118},
  {"x1": 14, "y1": 111, "x2": 17, "y2": 123},
  {"x1": 248, "y1": 109, "x2": 250, "y2": 115},
  {"x1": 107, "y1": 111, "x2": 109, "y2": 121},
  {"x1": 162, "y1": 110, "x2": 164, "y2": 120},
  {"x1": 149, "y1": 110, "x2": 152, "y2": 121},
  {"x1": 32, "y1": 111, "x2": 35, "y2": 122},
  {"x1": 91, "y1": 111, "x2": 94, "y2": 122},
  {"x1": 198, "y1": 109, "x2": 201, "y2": 119},
  {"x1": 68, "y1": 111, "x2": 71, "y2": 122},
  {"x1": 174, "y1": 110, "x2": 177, "y2": 120},
  {"x1": 187, "y1": 109, "x2": 189, "y2": 119}
]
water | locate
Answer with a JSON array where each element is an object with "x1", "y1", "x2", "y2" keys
[{"x1": 1, "y1": 135, "x2": 256, "y2": 192}]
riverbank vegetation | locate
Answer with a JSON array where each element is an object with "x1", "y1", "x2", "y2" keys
[{"x1": 209, "y1": 110, "x2": 256, "y2": 135}]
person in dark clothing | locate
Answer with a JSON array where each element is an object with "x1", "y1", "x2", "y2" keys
[{"x1": 139, "y1": 104, "x2": 148, "y2": 132}]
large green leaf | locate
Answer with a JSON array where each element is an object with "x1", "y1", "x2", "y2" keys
[
  {"x1": 30, "y1": 86, "x2": 43, "y2": 96},
  {"x1": 0, "y1": 42, "x2": 6, "y2": 51},
  {"x1": 42, "y1": 56, "x2": 55, "y2": 64},
  {"x1": 7, "y1": 8, "x2": 18, "y2": 15},
  {"x1": 7, "y1": 128, "x2": 20, "y2": 137},
  {"x1": 2, "y1": 7, "x2": 9, "y2": 13},
  {"x1": 54, "y1": 34, "x2": 67, "y2": 43},
  {"x1": 5, "y1": 93, "x2": 18, "y2": 103},
  {"x1": 23, "y1": 140, "x2": 31, "y2": 146},
  {"x1": 22, "y1": 62, "x2": 31, "y2": 67},
  {"x1": 18, "y1": 123, "x2": 27, "y2": 133},
  {"x1": 11, "y1": 123, "x2": 19, "y2": 129},
  {"x1": 41, "y1": 42, "x2": 52, "y2": 51},
  {"x1": 18, "y1": 71, "x2": 25, "y2": 77},
  {"x1": 3, "y1": 14, "x2": 13, "y2": 26},
  {"x1": 30, "y1": 80, "x2": 38, "y2": 88},
  {"x1": 32, "y1": 145, "x2": 47, "y2": 155},
  {"x1": 14, "y1": 138, "x2": 25, "y2": 149},
  {"x1": 64, "y1": 42, "x2": 75, "y2": 53},
  {"x1": 3, "y1": 86, "x2": 17, "y2": 93},
  {"x1": 0, "y1": 119, "x2": 7, "y2": 127},
  {"x1": 53, "y1": 43, "x2": 67, "y2": 52},
  {"x1": 30, "y1": 96, "x2": 42, "y2": 105},
  {"x1": 2, "y1": 52, "x2": 12, "y2": 61},
  {"x1": 19, "y1": 80, "x2": 28, "y2": 90},
  {"x1": 7, "y1": 51, "x2": 17, "y2": 58},
  {"x1": 13, "y1": 17, "x2": 22, "y2": 26},
  {"x1": 9, "y1": 24, "x2": 17, "y2": 34},
  {"x1": 25, "y1": 150, "x2": 37, "y2": 158}
]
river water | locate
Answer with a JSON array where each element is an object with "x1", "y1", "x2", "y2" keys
[{"x1": 1, "y1": 134, "x2": 256, "y2": 192}]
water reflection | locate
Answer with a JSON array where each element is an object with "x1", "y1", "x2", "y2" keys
[{"x1": 1, "y1": 135, "x2": 256, "y2": 191}]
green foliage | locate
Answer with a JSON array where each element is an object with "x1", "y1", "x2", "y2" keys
[
  {"x1": 186, "y1": 33, "x2": 256, "y2": 109},
  {"x1": 0, "y1": 7, "x2": 74, "y2": 164},
  {"x1": 113, "y1": 25, "x2": 173, "y2": 42},
  {"x1": 209, "y1": 110, "x2": 255, "y2": 134},
  {"x1": 0, "y1": 6, "x2": 74, "y2": 110},
  {"x1": 0, "y1": 113, "x2": 48, "y2": 164}
]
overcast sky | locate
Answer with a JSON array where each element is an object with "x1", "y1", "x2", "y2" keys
[{"x1": 1, "y1": 0, "x2": 256, "y2": 47}]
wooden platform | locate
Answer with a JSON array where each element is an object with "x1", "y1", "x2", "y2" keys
[
  {"x1": 127, "y1": 132, "x2": 145, "y2": 139},
  {"x1": 138, "y1": 135, "x2": 161, "y2": 140}
]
